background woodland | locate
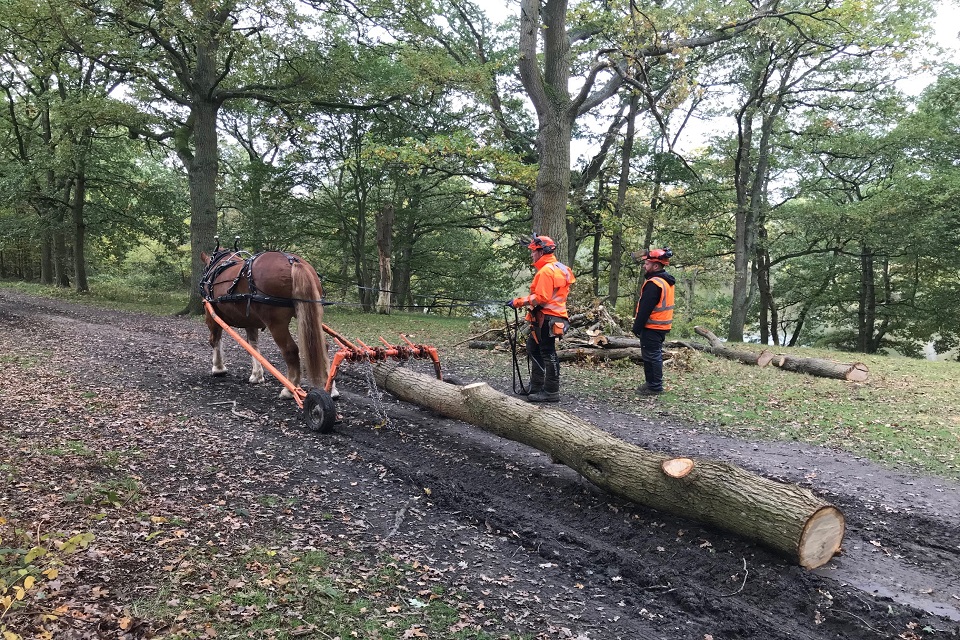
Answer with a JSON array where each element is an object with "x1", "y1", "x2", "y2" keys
[{"x1": 1, "y1": 0, "x2": 958, "y2": 356}]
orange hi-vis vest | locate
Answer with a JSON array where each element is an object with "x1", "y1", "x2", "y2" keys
[
  {"x1": 513, "y1": 254, "x2": 576, "y2": 318},
  {"x1": 638, "y1": 276, "x2": 675, "y2": 330}
]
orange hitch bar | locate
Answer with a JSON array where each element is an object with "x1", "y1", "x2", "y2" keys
[
  {"x1": 203, "y1": 300, "x2": 308, "y2": 408},
  {"x1": 203, "y1": 301, "x2": 442, "y2": 402}
]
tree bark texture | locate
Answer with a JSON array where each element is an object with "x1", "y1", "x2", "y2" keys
[
  {"x1": 370, "y1": 362, "x2": 844, "y2": 569},
  {"x1": 376, "y1": 204, "x2": 394, "y2": 314},
  {"x1": 771, "y1": 355, "x2": 869, "y2": 382},
  {"x1": 71, "y1": 169, "x2": 89, "y2": 293},
  {"x1": 184, "y1": 100, "x2": 220, "y2": 315},
  {"x1": 556, "y1": 347, "x2": 644, "y2": 362},
  {"x1": 519, "y1": 0, "x2": 574, "y2": 251},
  {"x1": 690, "y1": 326, "x2": 774, "y2": 366}
]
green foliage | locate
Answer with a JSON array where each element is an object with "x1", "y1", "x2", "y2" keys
[{"x1": 0, "y1": 516, "x2": 94, "y2": 623}]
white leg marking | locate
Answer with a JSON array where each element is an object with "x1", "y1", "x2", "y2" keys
[
  {"x1": 211, "y1": 336, "x2": 227, "y2": 375},
  {"x1": 247, "y1": 329, "x2": 265, "y2": 384}
]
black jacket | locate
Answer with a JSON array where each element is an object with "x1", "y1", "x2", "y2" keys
[{"x1": 632, "y1": 269, "x2": 676, "y2": 337}]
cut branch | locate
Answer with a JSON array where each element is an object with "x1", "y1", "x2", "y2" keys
[
  {"x1": 555, "y1": 347, "x2": 644, "y2": 362},
  {"x1": 770, "y1": 354, "x2": 869, "y2": 382}
]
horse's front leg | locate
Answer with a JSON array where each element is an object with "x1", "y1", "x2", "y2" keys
[
  {"x1": 209, "y1": 325, "x2": 228, "y2": 376},
  {"x1": 246, "y1": 328, "x2": 266, "y2": 384}
]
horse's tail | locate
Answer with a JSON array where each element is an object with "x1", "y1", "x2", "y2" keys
[{"x1": 291, "y1": 260, "x2": 330, "y2": 390}]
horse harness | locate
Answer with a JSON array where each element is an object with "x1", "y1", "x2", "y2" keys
[{"x1": 200, "y1": 249, "x2": 325, "y2": 310}]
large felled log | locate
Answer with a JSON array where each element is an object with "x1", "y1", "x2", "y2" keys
[
  {"x1": 690, "y1": 326, "x2": 775, "y2": 366},
  {"x1": 370, "y1": 362, "x2": 844, "y2": 569},
  {"x1": 771, "y1": 354, "x2": 869, "y2": 382}
]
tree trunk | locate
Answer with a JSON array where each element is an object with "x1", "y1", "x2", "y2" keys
[
  {"x1": 608, "y1": 94, "x2": 640, "y2": 308},
  {"x1": 175, "y1": 100, "x2": 221, "y2": 315},
  {"x1": 858, "y1": 244, "x2": 876, "y2": 353},
  {"x1": 519, "y1": 0, "x2": 574, "y2": 251},
  {"x1": 371, "y1": 362, "x2": 844, "y2": 569},
  {"x1": 376, "y1": 204, "x2": 394, "y2": 314},
  {"x1": 72, "y1": 170, "x2": 90, "y2": 293},
  {"x1": 39, "y1": 227, "x2": 53, "y2": 284},
  {"x1": 689, "y1": 326, "x2": 774, "y2": 366},
  {"x1": 770, "y1": 355, "x2": 869, "y2": 382}
]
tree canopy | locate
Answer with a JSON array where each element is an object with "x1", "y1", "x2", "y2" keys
[{"x1": 0, "y1": 0, "x2": 956, "y2": 356}]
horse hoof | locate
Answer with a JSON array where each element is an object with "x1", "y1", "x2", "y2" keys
[
  {"x1": 279, "y1": 388, "x2": 293, "y2": 400},
  {"x1": 249, "y1": 376, "x2": 265, "y2": 384},
  {"x1": 211, "y1": 368, "x2": 228, "y2": 376}
]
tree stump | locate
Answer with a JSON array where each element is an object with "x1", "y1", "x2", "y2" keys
[{"x1": 370, "y1": 362, "x2": 845, "y2": 569}]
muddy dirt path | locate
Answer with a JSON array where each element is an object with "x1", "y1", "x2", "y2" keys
[{"x1": 1, "y1": 289, "x2": 958, "y2": 639}]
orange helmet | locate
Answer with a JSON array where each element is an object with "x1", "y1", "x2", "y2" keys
[
  {"x1": 526, "y1": 234, "x2": 557, "y2": 254},
  {"x1": 634, "y1": 247, "x2": 673, "y2": 266}
]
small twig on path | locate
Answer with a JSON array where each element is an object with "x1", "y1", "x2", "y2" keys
[
  {"x1": 380, "y1": 497, "x2": 418, "y2": 547},
  {"x1": 450, "y1": 326, "x2": 505, "y2": 348},
  {"x1": 720, "y1": 558, "x2": 749, "y2": 597},
  {"x1": 210, "y1": 400, "x2": 257, "y2": 420},
  {"x1": 833, "y1": 609, "x2": 881, "y2": 634}
]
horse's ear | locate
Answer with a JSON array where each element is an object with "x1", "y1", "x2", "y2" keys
[{"x1": 201, "y1": 251, "x2": 210, "y2": 263}]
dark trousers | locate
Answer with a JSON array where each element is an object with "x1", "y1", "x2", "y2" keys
[
  {"x1": 639, "y1": 329, "x2": 667, "y2": 392},
  {"x1": 526, "y1": 322, "x2": 557, "y2": 374}
]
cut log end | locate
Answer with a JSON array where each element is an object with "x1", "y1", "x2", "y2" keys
[
  {"x1": 798, "y1": 506, "x2": 846, "y2": 569},
  {"x1": 757, "y1": 349, "x2": 775, "y2": 368},
  {"x1": 661, "y1": 457, "x2": 695, "y2": 478},
  {"x1": 846, "y1": 363, "x2": 869, "y2": 382}
]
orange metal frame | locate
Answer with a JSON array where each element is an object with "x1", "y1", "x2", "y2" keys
[
  {"x1": 204, "y1": 300, "x2": 443, "y2": 403},
  {"x1": 321, "y1": 323, "x2": 442, "y2": 394},
  {"x1": 204, "y1": 301, "x2": 308, "y2": 408}
]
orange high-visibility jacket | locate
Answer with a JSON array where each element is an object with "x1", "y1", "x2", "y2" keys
[
  {"x1": 637, "y1": 276, "x2": 675, "y2": 330},
  {"x1": 512, "y1": 254, "x2": 576, "y2": 318}
]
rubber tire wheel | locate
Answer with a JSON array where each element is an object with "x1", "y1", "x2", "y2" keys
[{"x1": 304, "y1": 388, "x2": 336, "y2": 433}]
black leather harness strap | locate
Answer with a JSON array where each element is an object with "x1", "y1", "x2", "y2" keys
[{"x1": 200, "y1": 249, "x2": 330, "y2": 310}]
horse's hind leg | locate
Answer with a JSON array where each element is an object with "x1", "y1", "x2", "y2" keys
[
  {"x1": 209, "y1": 325, "x2": 228, "y2": 376},
  {"x1": 268, "y1": 323, "x2": 301, "y2": 399},
  {"x1": 246, "y1": 328, "x2": 265, "y2": 384}
]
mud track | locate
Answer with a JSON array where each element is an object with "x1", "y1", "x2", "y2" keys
[{"x1": 2, "y1": 289, "x2": 958, "y2": 639}]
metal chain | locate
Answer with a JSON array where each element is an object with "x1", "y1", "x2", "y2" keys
[{"x1": 361, "y1": 361, "x2": 390, "y2": 427}]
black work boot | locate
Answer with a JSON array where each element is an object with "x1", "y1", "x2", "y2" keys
[
  {"x1": 516, "y1": 365, "x2": 545, "y2": 397},
  {"x1": 527, "y1": 354, "x2": 560, "y2": 403}
]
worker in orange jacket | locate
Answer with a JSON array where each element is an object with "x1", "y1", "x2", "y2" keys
[
  {"x1": 507, "y1": 235, "x2": 576, "y2": 402},
  {"x1": 631, "y1": 248, "x2": 675, "y2": 396}
]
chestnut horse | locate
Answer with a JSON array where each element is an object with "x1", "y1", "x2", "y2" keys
[{"x1": 200, "y1": 249, "x2": 337, "y2": 399}]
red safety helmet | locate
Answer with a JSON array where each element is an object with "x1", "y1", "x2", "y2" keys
[
  {"x1": 634, "y1": 247, "x2": 673, "y2": 266},
  {"x1": 526, "y1": 234, "x2": 557, "y2": 254}
]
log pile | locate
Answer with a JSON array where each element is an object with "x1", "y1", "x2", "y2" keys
[
  {"x1": 370, "y1": 362, "x2": 845, "y2": 569},
  {"x1": 468, "y1": 308, "x2": 869, "y2": 382}
]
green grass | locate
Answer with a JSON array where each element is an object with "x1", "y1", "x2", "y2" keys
[{"x1": 0, "y1": 279, "x2": 189, "y2": 316}]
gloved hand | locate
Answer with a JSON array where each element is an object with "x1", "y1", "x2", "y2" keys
[{"x1": 505, "y1": 299, "x2": 516, "y2": 308}]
